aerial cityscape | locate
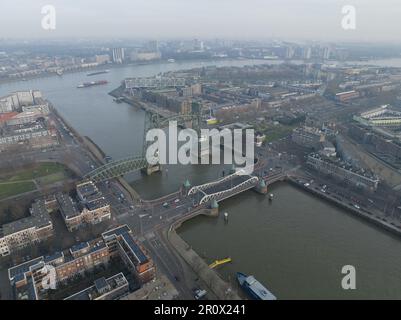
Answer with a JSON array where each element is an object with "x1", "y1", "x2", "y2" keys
[{"x1": 2, "y1": 0, "x2": 401, "y2": 306}]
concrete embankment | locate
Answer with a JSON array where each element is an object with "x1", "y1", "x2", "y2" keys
[
  {"x1": 167, "y1": 210, "x2": 241, "y2": 300},
  {"x1": 287, "y1": 177, "x2": 401, "y2": 238}
]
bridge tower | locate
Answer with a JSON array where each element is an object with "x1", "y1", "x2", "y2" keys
[
  {"x1": 142, "y1": 111, "x2": 162, "y2": 175},
  {"x1": 209, "y1": 199, "x2": 219, "y2": 216},
  {"x1": 182, "y1": 179, "x2": 191, "y2": 195},
  {"x1": 141, "y1": 105, "x2": 204, "y2": 175}
]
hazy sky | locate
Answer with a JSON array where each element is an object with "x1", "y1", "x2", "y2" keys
[{"x1": 1, "y1": 0, "x2": 401, "y2": 42}]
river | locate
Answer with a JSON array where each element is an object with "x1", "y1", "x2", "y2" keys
[
  {"x1": 179, "y1": 183, "x2": 401, "y2": 299},
  {"x1": 0, "y1": 58, "x2": 270, "y2": 199},
  {"x1": 2, "y1": 58, "x2": 401, "y2": 299}
]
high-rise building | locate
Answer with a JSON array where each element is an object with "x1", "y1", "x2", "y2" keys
[
  {"x1": 112, "y1": 48, "x2": 125, "y2": 64},
  {"x1": 303, "y1": 47, "x2": 312, "y2": 60},
  {"x1": 323, "y1": 47, "x2": 331, "y2": 60}
]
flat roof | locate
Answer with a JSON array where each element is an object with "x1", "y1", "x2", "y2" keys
[
  {"x1": 8, "y1": 256, "x2": 44, "y2": 281},
  {"x1": 86, "y1": 196, "x2": 109, "y2": 211},
  {"x1": 102, "y1": 225, "x2": 131, "y2": 239},
  {"x1": 56, "y1": 193, "x2": 80, "y2": 219},
  {"x1": 76, "y1": 181, "x2": 98, "y2": 199},
  {"x1": 64, "y1": 273, "x2": 128, "y2": 300},
  {"x1": 121, "y1": 232, "x2": 148, "y2": 265},
  {"x1": 70, "y1": 242, "x2": 89, "y2": 253},
  {"x1": 2, "y1": 200, "x2": 51, "y2": 236}
]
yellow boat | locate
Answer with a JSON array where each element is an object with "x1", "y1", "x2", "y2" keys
[
  {"x1": 206, "y1": 117, "x2": 218, "y2": 125},
  {"x1": 209, "y1": 257, "x2": 232, "y2": 269}
]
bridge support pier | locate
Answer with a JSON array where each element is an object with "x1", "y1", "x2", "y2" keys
[
  {"x1": 141, "y1": 164, "x2": 161, "y2": 175},
  {"x1": 202, "y1": 199, "x2": 219, "y2": 217},
  {"x1": 253, "y1": 179, "x2": 268, "y2": 195}
]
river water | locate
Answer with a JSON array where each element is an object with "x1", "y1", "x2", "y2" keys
[
  {"x1": 0, "y1": 59, "x2": 269, "y2": 199},
  {"x1": 2, "y1": 58, "x2": 401, "y2": 299},
  {"x1": 179, "y1": 183, "x2": 401, "y2": 299}
]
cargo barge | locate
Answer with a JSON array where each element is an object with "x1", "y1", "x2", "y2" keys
[
  {"x1": 77, "y1": 80, "x2": 108, "y2": 88},
  {"x1": 237, "y1": 272, "x2": 276, "y2": 300},
  {"x1": 87, "y1": 70, "x2": 110, "y2": 76}
]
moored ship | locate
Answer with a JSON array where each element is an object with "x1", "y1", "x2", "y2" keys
[
  {"x1": 237, "y1": 272, "x2": 276, "y2": 300},
  {"x1": 87, "y1": 69, "x2": 110, "y2": 76},
  {"x1": 77, "y1": 80, "x2": 108, "y2": 88}
]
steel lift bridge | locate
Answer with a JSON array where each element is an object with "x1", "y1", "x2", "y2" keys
[
  {"x1": 84, "y1": 109, "x2": 202, "y2": 183},
  {"x1": 188, "y1": 167, "x2": 260, "y2": 205}
]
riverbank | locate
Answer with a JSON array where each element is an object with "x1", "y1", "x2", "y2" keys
[
  {"x1": 287, "y1": 177, "x2": 401, "y2": 238},
  {"x1": 0, "y1": 57, "x2": 265, "y2": 87},
  {"x1": 166, "y1": 209, "x2": 242, "y2": 300}
]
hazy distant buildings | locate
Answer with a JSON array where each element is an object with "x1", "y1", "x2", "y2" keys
[
  {"x1": 0, "y1": 90, "x2": 42, "y2": 113},
  {"x1": 112, "y1": 48, "x2": 125, "y2": 64},
  {"x1": 95, "y1": 54, "x2": 110, "y2": 64},
  {"x1": 335, "y1": 90, "x2": 360, "y2": 102},
  {"x1": 323, "y1": 47, "x2": 331, "y2": 60},
  {"x1": 303, "y1": 47, "x2": 312, "y2": 60},
  {"x1": 0, "y1": 91, "x2": 59, "y2": 151}
]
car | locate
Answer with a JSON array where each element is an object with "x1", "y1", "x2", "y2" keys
[
  {"x1": 174, "y1": 198, "x2": 180, "y2": 203},
  {"x1": 163, "y1": 202, "x2": 169, "y2": 208}
]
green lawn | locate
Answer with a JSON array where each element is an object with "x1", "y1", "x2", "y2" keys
[
  {"x1": 8, "y1": 163, "x2": 66, "y2": 181},
  {"x1": 0, "y1": 181, "x2": 36, "y2": 200},
  {"x1": 0, "y1": 163, "x2": 70, "y2": 200},
  {"x1": 262, "y1": 125, "x2": 297, "y2": 143},
  {"x1": 37, "y1": 172, "x2": 67, "y2": 185}
]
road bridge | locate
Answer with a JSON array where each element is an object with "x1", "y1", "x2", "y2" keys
[{"x1": 188, "y1": 167, "x2": 285, "y2": 205}]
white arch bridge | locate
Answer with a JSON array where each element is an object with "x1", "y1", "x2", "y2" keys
[{"x1": 188, "y1": 168, "x2": 285, "y2": 205}]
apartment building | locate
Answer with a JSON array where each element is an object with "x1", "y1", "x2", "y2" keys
[
  {"x1": 56, "y1": 181, "x2": 111, "y2": 231},
  {"x1": 0, "y1": 200, "x2": 54, "y2": 256},
  {"x1": 8, "y1": 225, "x2": 154, "y2": 300}
]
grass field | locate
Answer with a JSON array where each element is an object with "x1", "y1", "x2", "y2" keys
[
  {"x1": 263, "y1": 124, "x2": 297, "y2": 143},
  {"x1": 0, "y1": 162, "x2": 71, "y2": 200},
  {"x1": 0, "y1": 181, "x2": 37, "y2": 200},
  {"x1": 6, "y1": 163, "x2": 67, "y2": 181}
]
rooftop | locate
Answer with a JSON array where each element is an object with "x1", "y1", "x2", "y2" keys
[
  {"x1": 1, "y1": 200, "x2": 52, "y2": 236},
  {"x1": 64, "y1": 273, "x2": 128, "y2": 300},
  {"x1": 56, "y1": 193, "x2": 80, "y2": 219}
]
